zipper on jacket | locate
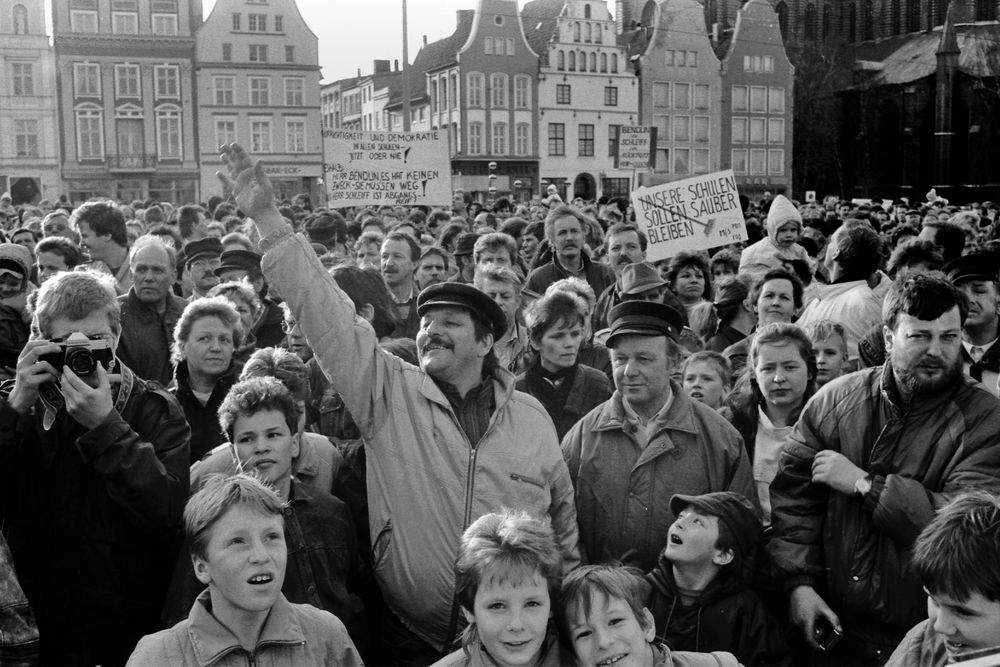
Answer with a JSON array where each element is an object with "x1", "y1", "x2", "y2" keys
[{"x1": 510, "y1": 472, "x2": 545, "y2": 489}]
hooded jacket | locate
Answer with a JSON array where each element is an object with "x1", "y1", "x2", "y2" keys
[
  {"x1": 645, "y1": 552, "x2": 791, "y2": 666},
  {"x1": 738, "y1": 196, "x2": 810, "y2": 279},
  {"x1": 259, "y1": 232, "x2": 580, "y2": 652},
  {"x1": 769, "y1": 366, "x2": 1000, "y2": 639}
]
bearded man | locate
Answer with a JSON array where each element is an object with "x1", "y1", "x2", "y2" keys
[{"x1": 768, "y1": 273, "x2": 1000, "y2": 666}]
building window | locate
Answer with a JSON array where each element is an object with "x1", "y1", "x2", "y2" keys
[
  {"x1": 585, "y1": 22, "x2": 592, "y2": 42},
  {"x1": 249, "y1": 45, "x2": 268, "y2": 62},
  {"x1": 604, "y1": 86, "x2": 618, "y2": 106},
  {"x1": 151, "y1": 0, "x2": 178, "y2": 35},
  {"x1": 548, "y1": 123, "x2": 565, "y2": 156},
  {"x1": 732, "y1": 117, "x2": 748, "y2": 143},
  {"x1": 600, "y1": 53, "x2": 608, "y2": 72},
  {"x1": 286, "y1": 120, "x2": 305, "y2": 153},
  {"x1": 750, "y1": 118, "x2": 766, "y2": 143},
  {"x1": 569, "y1": 51, "x2": 576, "y2": 71},
  {"x1": 657, "y1": 148, "x2": 670, "y2": 171},
  {"x1": 274, "y1": 15, "x2": 283, "y2": 31},
  {"x1": 573, "y1": 21, "x2": 580, "y2": 41},
  {"x1": 490, "y1": 73, "x2": 507, "y2": 108},
  {"x1": 156, "y1": 107, "x2": 181, "y2": 159},
  {"x1": 557, "y1": 50, "x2": 565, "y2": 70},
  {"x1": 907, "y1": 0, "x2": 920, "y2": 31},
  {"x1": 768, "y1": 87, "x2": 785, "y2": 113},
  {"x1": 750, "y1": 86, "x2": 767, "y2": 112},
  {"x1": 694, "y1": 116, "x2": 709, "y2": 142},
  {"x1": 556, "y1": 84, "x2": 571, "y2": 104},
  {"x1": 692, "y1": 84, "x2": 710, "y2": 110},
  {"x1": 608, "y1": 124, "x2": 620, "y2": 157},
  {"x1": 674, "y1": 83, "x2": 691, "y2": 109},
  {"x1": 653, "y1": 115, "x2": 670, "y2": 143},
  {"x1": 674, "y1": 116, "x2": 690, "y2": 142},
  {"x1": 732, "y1": 85, "x2": 748, "y2": 111},
  {"x1": 222, "y1": 43, "x2": 232, "y2": 61},
  {"x1": 602, "y1": 178, "x2": 630, "y2": 196},
  {"x1": 115, "y1": 64, "x2": 141, "y2": 98},
  {"x1": 249, "y1": 78, "x2": 270, "y2": 106},
  {"x1": 768, "y1": 149, "x2": 785, "y2": 174},
  {"x1": 451, "y1": 73, "x2": 458, "y2": 107},
  {"x1": 285, "y1": 45, "x2": 295, "y2": 62},
  {"x1": 776, "y1": 1, "x2": 789, "y2": 39},
  {"x1": 113, "y1": 7, "x2": 139, "y2": 34},
  {"x1": 578, "y1": 124, "x2": 594, "y2": 156},
  {"x1": 595, "y1": 23, "x2": 602, "y2": 43},
  {"x1": 12, "y1": 4, "x2": 28, "y2": 34},
  {"x1": 469, "y1": 122, "x2": 483, "y2": 154},
  {"x1": 515, "y1": 123, "x2": 529, "y2": 156},
  {"x1": 589, "y1": 53, "x2": 597, "y2": 71},
  {"x1": 890, "y1": 0, "x2": 901, "y2": 33},
  {"x1": 506, "y1": 38, "x2": 515, "y2": 55},
  {"x1": 653, "y1": 82, "x2": 670, "y2": 108},
  {"x1": 215, "y1": 118, "x2": 237, "y2": 147},
  {"x1": 154, "y1": 65, "x2": 179, "y2": 98},
  {"x1": 485, "y1": 37, "x2": 493, "y2": 55},
  {"x1": 76, "y1": 107, "x2": 104, "y2": 159},
  {"x1": 732, "y1": 149, "x2": 748, "y2": 174},
  {"x1": 674, "y1": 148, "x2": 690, "y2": 174},
  {"x1": 74, "y1": 63, "x2": 101, "y2": 97},
  {"x1": 11, "y1": 63, "x2": 34, "y2": 96},
  {"x1": 611, "y1": 53, "x2": 618, "y2": 72},
  {"x1": 848, "y1": 3, "x2": 857, "y2": 41},
  {"x1": 232, "y1": 12, "x2": 241, "y2": 30},
  {"x1": 976, "y1": 0, "x2": 997, "y2": 19},
  {"x1": 514, "y1": 75, "x2": 530, "y2": 109},
  {"x1": 749, "y1": 148, "x2": 767, "y2": 174},
  {"x1": 863, "y1": 0, "x2": 874, "y2": 39},
  {"x1": 467, "y1": 72, "x2": 484, "y2": 107},
  {"x1": 285, "y1": 78, "x2": 304, "y2": 106},
  {"x1": 492, "y1": 122, "x2": 507, "y2": 154},
  {"x1": 769, "y1": 118, "x2": 785, "y2": 143},
  {"x1": 804, "y1": 3, "x2": 817, "y2": 40},
  {"x1": 71, "y1": 9, "x2": 98, "y2": 33},
  {"x1": 213, "y1": 76, "x2": 234, "y2": 105},
  {"x1": 250, "y1": 119, "x2": 271, "y2": 153},
  {"x1": 14, "y1": 119, "x2": 39, "y2": 157},
  {"x1": 693, "y1": 148, "x2": 710, "y2": 174}
]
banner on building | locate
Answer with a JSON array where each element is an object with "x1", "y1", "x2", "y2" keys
[
  {"x1": 616, "y1": 126, "x2": 655, "y2": 170},
  {"x1": 322, "y1": 129, "x2": 450, "y2": 206},
  {"x1": 631, "y1": 169, "x2": 747, "y2": 261}
]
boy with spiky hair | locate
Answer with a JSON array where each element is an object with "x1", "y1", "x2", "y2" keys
[
  {"x1": 129, "y1": 474, "x2": 362, "y2": 665},
  {"x1": 887, "y1": 492, "x2": 1000, "y2": 666},
  {"x1": 802, "y1": 320, "x2": 849, "y2": 387}
]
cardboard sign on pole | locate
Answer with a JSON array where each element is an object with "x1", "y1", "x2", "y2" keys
[
  {"x1": 616, "y1": 126, "x2": 654, "y2": 170},
  {"x1": 630, "y1": 170, "x2": 747, "y2": 262},
  {"x1": 322, "y1": 129, "x2": 451, "y2": 206}
]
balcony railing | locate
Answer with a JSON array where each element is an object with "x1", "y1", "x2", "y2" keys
[{"x1": 107, "y1": 154, "x2": 156, "y2": 171}]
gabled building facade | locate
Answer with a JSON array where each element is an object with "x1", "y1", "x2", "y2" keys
[
  {"x1": 195, "y1": 0, "x2": 321, "y2": 202},
  {"x1": 720, "y1": 0, "x2": 794, "y2": 199},
  {"x1": 53, "y1": 0, "x2": 202, "y2": 204},
  {"x1": 527, "y1": 0, "x2": 638, "y2": 200},
  {"x1": 0, "y1": 0, "x2": 60, "y2": 204}
]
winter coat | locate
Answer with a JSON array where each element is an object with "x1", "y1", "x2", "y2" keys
[
  {"x1": 524, "y1": 252, "x2": 616, "y2": 302},
  {"x1": 170, "y1": 361, "x2": 237, "y2": 463},
  {"x1": 884, "y1": 619, "x2": 948, "y2": 667},
  {"x1": 129, "y1": 590, "x2": 362, "y2": 667},
  {"x1": 769, "y1": 366, "x2": 1000, "y2": 639},
  {"x1": 516, "y1": 360, "x2": 612, "y2": 441},
  {"x1": 116, "y1": 290, "x2": 187, "y2": 386},
  {"x1": 795, "y1": 279, "x2": 882, "y2": 362},
  {"x1": 737, "y1": 237, "x2": 809, "y2": 280},
  {"x1": 260, "y1": 232, "x2": 580, "y2": 652},
  {"x1": 563, "y1": 383, "x2": 755, "y2": 572},
  {"x1": 0, "y1": 365, "x2": 190, "y2": 666},
  {"x1": 431, "y1": 632, "x2": 563, "y2": 667},
  {"x1": 645, "y1": 553, "x2": 791, "y2": 666}
]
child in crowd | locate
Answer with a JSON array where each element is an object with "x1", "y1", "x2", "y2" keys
[
  {"x1": 803, "y1": 320, "x2": 850, "y2": 387},
  {"x1": 432, "y1": 509, "x2": 564, "y2": 667},
  {"x1": 645, "y1": 493, "x2": 790, "y2": 666},
  {"x1": 681, "y1": 352, "x2": 733, "y2": 413},
  {"x1": 0, "y1": 243, "x2": 33, "y2": 374},
  {"x1": 559, "y1": 564, "x2": 742, "y2": 667},
  {"x1": 738, "y1": 195, "x2": 810, "y2": 280},
  {"x1": 128, "y1": 474, "x2": 362, "y2": 666},
  {"x1": 886, "y1": 492, "x2": 1000, "y2": 666}
]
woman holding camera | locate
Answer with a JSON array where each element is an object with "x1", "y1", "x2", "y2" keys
[{"x1": 170, "y1": 296, "x2": 244, "y2": 463}]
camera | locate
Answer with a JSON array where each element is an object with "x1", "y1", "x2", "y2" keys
[{"x1": 38, "y1": 332, "x2": 114, "y2": 378}]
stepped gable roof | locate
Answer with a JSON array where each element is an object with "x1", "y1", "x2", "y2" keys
[{"x1": 521, "y1": 0, "x2": 564, "y2": 56}]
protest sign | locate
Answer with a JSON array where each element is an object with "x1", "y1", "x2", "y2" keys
[
  {"x1": 616, "y1": 126, "x2": 654, "y2": 170},
  {"x1": 322, "y1": 129, "x2": 451, "y2": 206},
  {"x1": 630, "y1": 169, "x2": 747, "y2": 262}
]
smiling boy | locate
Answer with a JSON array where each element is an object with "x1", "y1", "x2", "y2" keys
[{"x1": 128, "y1": 474, "x2": 362, "y2": 666}]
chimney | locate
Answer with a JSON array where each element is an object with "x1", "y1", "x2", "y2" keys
[
  {"x1": 423, "y1": 35, "x2": 428, "y2": 47},
  {"x1": 374, "y1": 59, "x2": 390, "y2": 74},
  {"x1": 394, "y1": 59, "x2": 400, "y2": 72},
  {"x1": 357, "y1": 68, "x2": 361, "y2": 78}
]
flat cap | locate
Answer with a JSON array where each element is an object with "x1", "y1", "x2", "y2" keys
[
  {"x1": 305, "y1": 213, "x2": 345, "y2": 244},
  {"x1": 417, "y1": 282, "x2": 507, "y2": 339},
  {"x1": 215, "y1": 249, "x2": 262, "y2": 276},
  {"x1": 183, "y1": 237, "x2": 222, "y2": 263},
  {"x1": 453, "y1": 232, "x2": 481, "y2": 257},
  {"x1": 606, "y1": 300, "x2": 684, "y2": 347},
  {"x1": 943, "y1": 253, "x2": 998, "y2": 284},
  {"x1": 620, "y1": 262, "x2": 667, "y2": 296}
]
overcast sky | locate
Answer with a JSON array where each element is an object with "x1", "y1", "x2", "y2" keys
[{"x1": 204, "y1": 0, "x2": 543, "y2": 84}]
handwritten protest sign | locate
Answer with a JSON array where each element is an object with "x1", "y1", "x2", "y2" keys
[
  {"x1": 322, "y1": 129, "x2": 450, "y2": 206},
  {"x1": 630, "y1": 170, "x2": 747, "y2": 261},
  {"x1": 616, "y1": 126, "x2": 654, "y2": 170}
]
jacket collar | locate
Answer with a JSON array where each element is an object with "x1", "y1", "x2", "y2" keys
[
  {"x1": 879, "y1": 362, "x2": 964, "y2": 414},
  {"x1": 592, "y1": 380, "x2": 700, "y2": 438},
  {"x1": 418, "y1": 362, "x2": 517, "y2": 410},
  {"x1": 291, "y1": 433, "x2": 324, "y2": 481},
  {"x1": 187, "y1": 590, "x2": 305, "y2": 666}
]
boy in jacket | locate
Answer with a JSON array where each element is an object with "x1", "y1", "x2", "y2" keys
[{"x1": 645, "y1": 492, "x2": 790, "y2": 667}]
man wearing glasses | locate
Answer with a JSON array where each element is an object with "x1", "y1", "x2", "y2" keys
[{"x1": 183, "y1": 237, "x2": 222, "y2": 299}]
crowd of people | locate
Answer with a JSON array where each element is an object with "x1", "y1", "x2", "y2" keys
[{"x1": 0, "y1": 145, "x2": 999, "y2": 666}]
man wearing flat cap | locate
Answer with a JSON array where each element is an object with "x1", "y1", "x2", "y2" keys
[
  {"x1": 944, "y1": 252, "x2": 1000, "y2": 396},
  {"x1": 218, "y1": 144, "x2": 579, "y2": 666},
  {"x1": 562, "y1": 300, "x2": 754, "y2": 573},
  {"x1": 182, "y1": 237, "x2": 221, "y2": 299},
  {"x1": 215, "y1": 248, "x2": 284, "y2": 348}
]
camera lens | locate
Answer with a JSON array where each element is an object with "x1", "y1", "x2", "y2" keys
[{"x1": 66, "y1": 349, "x2": 97, "y2": 377}]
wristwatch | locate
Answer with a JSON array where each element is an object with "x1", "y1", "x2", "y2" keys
[{"x1": 854, "y1": 474, "x2": 873, "y2": 498}]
